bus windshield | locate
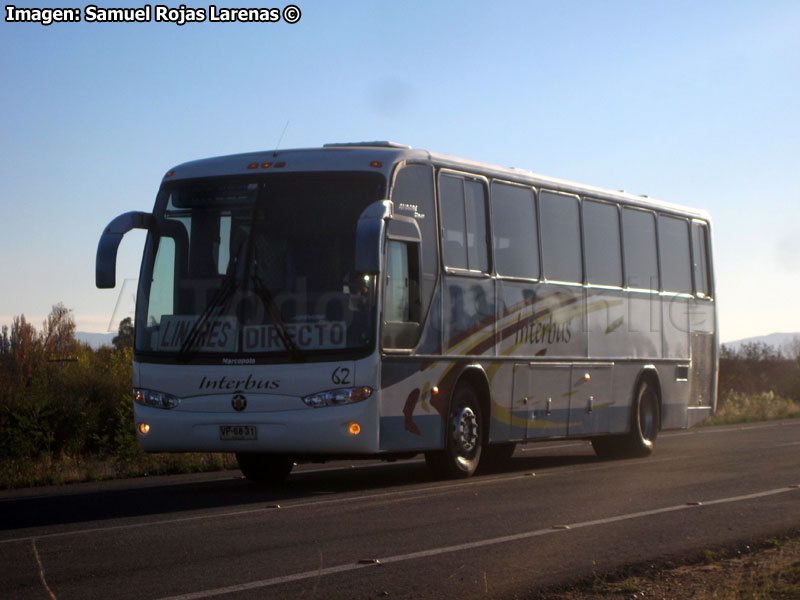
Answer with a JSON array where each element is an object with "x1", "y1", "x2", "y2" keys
[{"x1": 135, "y1": 172, "x2": 385, "y2": 360}]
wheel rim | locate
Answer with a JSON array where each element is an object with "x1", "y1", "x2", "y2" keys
[{"x1": 452, "y1": 405, "x2": 479, "y2": 458}]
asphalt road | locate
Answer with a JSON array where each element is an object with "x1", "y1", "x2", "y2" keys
[{"x1": 2, "y1": 421, "x2": 799, "y2": 600}]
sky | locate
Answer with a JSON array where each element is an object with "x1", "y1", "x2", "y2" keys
[{"x1": 1, "y1": 0, "x2": 798, "y2": 343}]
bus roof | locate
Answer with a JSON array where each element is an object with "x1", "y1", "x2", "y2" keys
[{"x1": 163, "y1": 142, "x2": 711, "y2": 221}]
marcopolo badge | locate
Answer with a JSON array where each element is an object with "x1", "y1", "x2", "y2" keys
[{"x1": 231, "y1": 393, "x2": 247, "y2": 412}]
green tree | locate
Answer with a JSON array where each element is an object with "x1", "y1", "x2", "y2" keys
[
  {"x1": 9, "y1": 314, "x2": 38, "y2": 387},
  {"x1": 112, "y1": 317, "x2": 134, "y2": 351},
  {"x1": 41, "y1": 303, "x2": 77, "y2": 361},
  {"x1": 0, "y1": 325, "x2": 9, "y2": 354}
]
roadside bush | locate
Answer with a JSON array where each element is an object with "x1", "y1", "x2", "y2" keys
[
  {"x1": 711, "y1": 341, "x2": 800, "y2": 425},
  {"x1": 708, "y1": 390, "x2": 800, "y2": 425},
  {"x1": 0, "y1": 305, "x2": 239, "y2": 489},
  {"x1": 0, "y1": 307, "x2": 134, "y2": 461},
  {"x1": 719, "y1": 342, "x2": 800, "y2": 403}
]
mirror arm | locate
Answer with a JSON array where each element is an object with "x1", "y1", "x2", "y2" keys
[{"x1": 96, "y1": 211, "x2": 156, "y2": 289}]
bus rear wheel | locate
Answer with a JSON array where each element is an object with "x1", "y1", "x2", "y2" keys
[
  {"x1": 592, "y1": 379, "x2": 660, "y2": 459},
  {"x1": 235, "y1": 453, "x2": 294, "y2": 485},
  {"x1": 425, "y1": 383, "x2": 484, "y2": 478}
]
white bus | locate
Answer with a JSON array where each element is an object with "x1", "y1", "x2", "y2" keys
[{"x1": 96, "y1": 142, "x2": 717, "y2": 482}]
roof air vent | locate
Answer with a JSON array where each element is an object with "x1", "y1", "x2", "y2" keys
[{"x1": 323, "y1": 141, "x2": 412, "y2": 149}]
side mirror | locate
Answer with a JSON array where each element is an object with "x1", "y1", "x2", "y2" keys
[
  {"x1": 355, "y1": 200, "x2": 392, "y2": 274},
  {"x1": 386, "y1": 215, "x2": 422, "y2": 243},
  {"x1": 96, "y1": 211, "x2": 156, "y2": 288}
]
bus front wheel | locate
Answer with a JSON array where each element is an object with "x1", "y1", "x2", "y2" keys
[
  {"x1": 425, "y1": 383, "x2": 484, "y2": 478},
  {"x1": 236, "y1": 452, "x2": 294, "y2": 485}
]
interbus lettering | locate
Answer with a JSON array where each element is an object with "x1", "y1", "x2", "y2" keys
[
  {"x1": 199, "y1": 375, "x2": 279, "y2": 391},
  {"x1": 514, "y1": 313, "x2": 573, "y2": 346}
]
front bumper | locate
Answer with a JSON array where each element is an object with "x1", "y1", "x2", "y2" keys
[{"x1": 133, "y1": 399, "x2": 380, "y2": 454}]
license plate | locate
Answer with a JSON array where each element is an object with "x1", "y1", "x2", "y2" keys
[{"x1": 219, "y1": 425, "x2": 257, "y2": 441}]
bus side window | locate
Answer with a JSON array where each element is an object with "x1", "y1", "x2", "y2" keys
[
  {"x1": 658, "y1": 215, "x2": 692, "y2": 294},
  {"x1": 622, "y1": 208, "x2": 659, "y2": 290},
  {"x1": 438, "y1": 172, "x2": 489, "y2": 273},
  {"x1": 691, "y1": 221, "x2": 712, "y2": 298},
  {"x1": 491, "y1": 181, "x2": 539, "y2": 279},
  {"x1": 391, "y1": 164, "x2": 437, "y2": 316},
  {"x1": 439, "y1": 174, "x2": 468, "y2": 269},
  {"x1": 583, "y1": 199, "x2": 622, "y2": 287},
  {"x1": 540, "y1": 190, "x2": 582, "y2": 283},
  {"x1": 382, "y1": 240, "x2": 422, "y2": 350},
  {"x1": 464, "y1": 180, "x2": 488, "y2": 272}
]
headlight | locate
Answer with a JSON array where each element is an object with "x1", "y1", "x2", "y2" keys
[
  {"x1": 303, "y1": 387, "x2": 372, "y2": 408},
  {"x1": 134, "y1": 388, "x2": 181, "y2": 409}
]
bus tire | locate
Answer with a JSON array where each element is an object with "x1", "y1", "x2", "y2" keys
[
  {"x1": 592, "y1": 379, "x2": 660, "y2": 459},
  {"x1": 628, "y1": 378, "x2": 660, "y2": 457},
  {"x1": 425, "y1": 383, "x2": 484, "y2": 478},
  {"x1": 236, "y1": 453, "x2": 294, "y2": 485}
]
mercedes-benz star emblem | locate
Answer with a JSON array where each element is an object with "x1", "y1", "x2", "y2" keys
[{"x1": 232, "y1": 393, "x2": 247, "y2": 412}]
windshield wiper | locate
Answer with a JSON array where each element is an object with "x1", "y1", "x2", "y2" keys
[
  {"x1": 250, "y1": 273, "x2": 306, "y2": 362},
  {"x1": 178, "y1": 241, "x2": 246, "y2": 356}
]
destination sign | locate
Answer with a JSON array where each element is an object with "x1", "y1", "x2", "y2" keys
[
  {"x1": 157, "y1": 315, "x2": 238, "y2": 352},
  {"x1": 242, "y1": 321, "x2": 346, "y2": 351}
]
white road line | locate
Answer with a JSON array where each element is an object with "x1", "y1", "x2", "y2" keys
[
  {"x1": 0, "y1": 454, "x2": 689, "y2": 546},
  {"x1": 1, "y1": 422, "x2": 795, "y2": 545},
  {"x1": 155, "y1": 485, "x2": 800, "y2": 600}
]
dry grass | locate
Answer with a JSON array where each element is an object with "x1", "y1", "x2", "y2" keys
[
  {"x1": 544, "y1": 536, "x2": 800, "y2": 599},
  {"x1": 703, "y1": 391, "x2": 800, "y2": 426},
  {"x1": 0, "y1": 452, "x2": 239, "y2": 490}
]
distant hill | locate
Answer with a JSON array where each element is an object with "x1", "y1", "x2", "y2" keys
[
  {"x1": 75, "y1": 331, "x2": 115, "y2": 349},
  {"x1": 723, "y1": 332, "x2": 800, "y2": 354}
]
